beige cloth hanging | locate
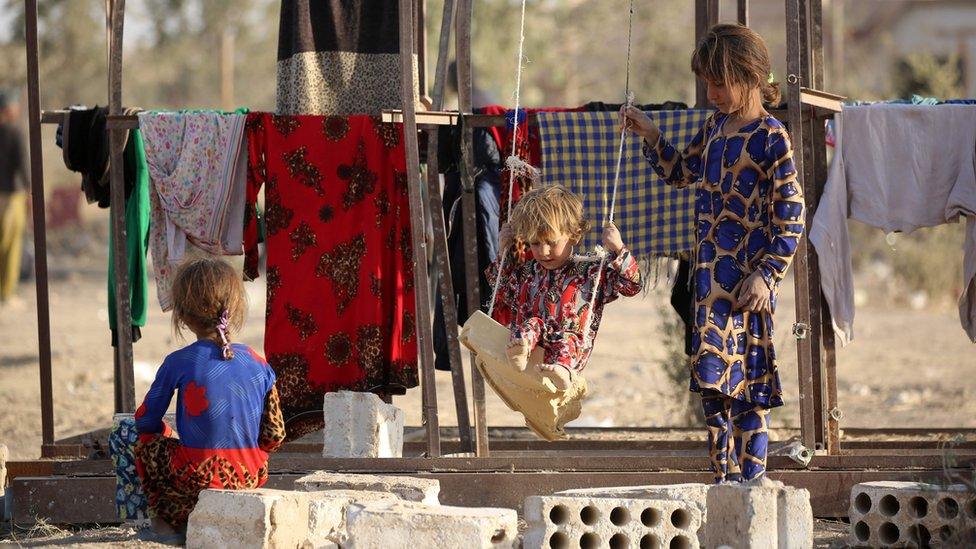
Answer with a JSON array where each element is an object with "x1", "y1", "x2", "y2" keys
[{"x1": 460, "y1": 311, "x2": 587, "y2": 441}]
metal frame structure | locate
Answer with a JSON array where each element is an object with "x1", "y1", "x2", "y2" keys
[{"x1": 12, "y1": 0, "x2": 975, "y2": 526}]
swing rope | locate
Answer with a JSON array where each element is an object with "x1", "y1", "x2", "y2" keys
[
  {"x1": 487, "y1": 0, "x2": 530, "y2": 317},
  {"x1": 487, "y1": 0, "x2": 637, "y2": 333},
  {"x1": 581, "y1": 0, "x2": 636, "y2": 346}
]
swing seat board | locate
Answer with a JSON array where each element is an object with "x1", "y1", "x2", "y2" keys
[{"x1": 460, "y1": 311, "x2": 587, "y2": 441}]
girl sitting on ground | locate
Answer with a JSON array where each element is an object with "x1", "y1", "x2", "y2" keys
[
  {"x1": 621, "y1": 23, "x2": 805, "y2": 482},
  {"x1": 488, "y1": 184, "x2": 643, "y2": 389},
  {"x1": 109, "y1": 257, "x2": 286, "y2": 541}
]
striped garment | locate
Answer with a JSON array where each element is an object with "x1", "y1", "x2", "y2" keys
[{"x1": 537, "y1": 109, "x2": 711, "y2": 258}]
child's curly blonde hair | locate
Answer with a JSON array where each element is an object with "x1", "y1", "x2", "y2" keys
[
  {"x1": 510, "y1": 184, "x2": 590, "y2": 244},
  {"x1": 171, "y1": 257, "x2": 247, "y2": 360}
]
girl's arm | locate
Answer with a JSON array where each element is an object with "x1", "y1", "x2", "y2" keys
[
  {"x1": 133, "y1": 360, "x2": 178, "y2": 441},
  {"x1": 258, "y1": 385, "x2": 286, "y2": 453},
  {"x1": 600, "y1": 248, "x2": 643, "y2": 302},
  {"x1": 641, "y1": 114, "x2": 715, "y2": 189},
  {"x1": 755, "y1": 128, "x2": 805, "y2": 288}
]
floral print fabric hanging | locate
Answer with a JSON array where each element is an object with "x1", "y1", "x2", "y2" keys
[{"x1": 244, "y1": 113, "x2": 419, "y2": 440}]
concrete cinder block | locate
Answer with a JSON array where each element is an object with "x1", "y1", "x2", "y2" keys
[
  {"x1": 705, "y1": 479, "x2": 813, "y2": 549},
  {"x1": 322, "y1": 391, "x2": 404, "y2": 458},
  {"x1": 304, "y1": 490, "x2": 400, "y2": 549},
  {"x1": 344, "y1": 500, "x2": 518, "y2": 549},
  {"x1": 849, "y1": 481, "x2": 976, "y2": 547},
  {"x1": 294, "y1": 472, "x2": 440, "y2": 505},
  {"x1": 556, "y1": 483, "x2": 710, "y2": 541},
  {"x1": 186, "y1": 488, "x2": 311, "y2": 549},
  {"x1": 523, "y1": 494, "x2": 701, "y2": 549}
]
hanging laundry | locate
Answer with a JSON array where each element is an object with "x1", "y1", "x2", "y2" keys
[
  {"x1": 581, "y1": 100, "x2": 688, "y2": 112},
  {"x1": 670, "y1": 257, "x2": 695, "y2": 356},
  {"x1": 275, "y1": 0, "x2": 417, "y2": 115},
  {"x1": 810, "y1": 104, "x2": 976, "y2": 344},
  {"x1": 59, "y1": 106, "x2": 114, "y2": 208},
  {"x1": 58, "y1": 106, "x2": 150, "y2": 344},
  {"x1": 432, "y1": 125, "x2": 502, "y2": 371},
  {"x1": 140, "y1": 112, "x2": 248, "y2": 311},
  {"x1": 243, "y1": 113, "x2": 419, "y2": 439},
  {"x1": 537, "y1": 109, "x2": 712, "y2": 257},
  {"x1": 479, "y1": 106, "x2": 588, "y2": 225},
  {"x1": 108, "y1": 125, "x2": 150, "y2": 346}
]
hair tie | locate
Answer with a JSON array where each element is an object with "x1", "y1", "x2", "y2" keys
[
  {"x1": 216, "y1": 309, "x2": 232, "y2": 360},
  {"x1": 767, "y1": 72, "x2": 775, "y2": 84}
]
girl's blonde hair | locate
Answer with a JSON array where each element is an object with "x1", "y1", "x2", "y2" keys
[
  {"x1": 691, "y1": 23, "x2": 781, "y2": 107},
  {"x1": 510, "y1": 184, "x2": 590, "y2": 244},
  {"x1": 171, "y1": 257, "x2": 247, "y2": 360}
]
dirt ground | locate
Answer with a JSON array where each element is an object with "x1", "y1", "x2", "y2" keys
[
  {"x1": 2, "y1": 219, "x2": 974, "y2": 460},
  {"x1": 0, "y1": 520, "x2": 852, "y2": 547}
]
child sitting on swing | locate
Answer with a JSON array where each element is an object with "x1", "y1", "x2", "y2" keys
[{"x1": 488, "y1": 185, "x2": 643, "y2": 389}]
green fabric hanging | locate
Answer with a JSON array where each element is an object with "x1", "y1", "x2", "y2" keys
[{"x1": 108, "y1": 128, "x2": 150, "y2": 339}]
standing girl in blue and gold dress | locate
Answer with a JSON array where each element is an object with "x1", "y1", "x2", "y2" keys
[{"x1": 621, "y1": 24, "x2": 805, "y2": 482}]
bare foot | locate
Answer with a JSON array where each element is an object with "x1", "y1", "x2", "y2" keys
[
  {"x1": 538, "y1": 363, "x2": 573, "y2": 391},
  {"x1": 506, "y1": 338, "x2": 532, "y2": 371}
]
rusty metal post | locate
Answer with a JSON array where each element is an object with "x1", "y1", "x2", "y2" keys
[
  {"x1": 738, "y1": 0, "x2": 749, "y2": 26},
  {"x1": 416, "y1": 0, "x2": 431, "y2": 105},
  {"x1": 455, "y1": 0, "x2": 489, "y2": 457},
  {"x1": 400, "y1": 0, "x2": 440, "y2": 457},
  {"x1": 785, "y1": 0, "x2": 818, "y2": 453},
  {"x1": 808, "y1": 0, "x2": 840, "y2": 454},
  {"x1": 424, "y1": 0, "x2": 474, "y2": 453},
  {"x1": 694, "y1": 0, "x2": 720, "y2": 108},
  {"x1": 107, "y1": 0, "x2": 135, "y2": 413},
  {"x1": 23, "y1": 0, "x2": 55, "y2": 453}
]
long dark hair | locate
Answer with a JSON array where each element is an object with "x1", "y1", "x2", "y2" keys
[{"x1": 691, "y1": 23, "x2": 781, "y2": 106}]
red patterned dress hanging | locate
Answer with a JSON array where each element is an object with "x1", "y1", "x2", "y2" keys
[{"x1": 244, "y1": 113, "x2": 419, "y2": 439}]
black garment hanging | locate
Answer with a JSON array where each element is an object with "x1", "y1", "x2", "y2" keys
[
  {"x1": 57, "y1": 106, "x2": 135, "y2": 208},
  {"x1": 432, "y1": 124, "x2": 502, "y2": 371},
  {"x1": 670, "y1": 258, "x2": 695, "y2": 356},
  {"x1": 582, "y1": 100, "x2": 689, "y2": 112}
]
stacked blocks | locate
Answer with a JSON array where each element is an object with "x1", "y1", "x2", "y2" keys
[
  {"x1": 322, "y1": 391, "x2": 404, "y2": 458},
  {"x1": 849, "y1": 481, "x2": 976, "y2": 547},
  {"x1": 705, "y1": 479, "x2": 813, "y2": 549},
  {"x1": 186, "y1": 488, "x2": 313, "y2": 549},
  {"x1": 523, "y1": 494, "x2": 702, "y2": 549},
  {"x1": 344, "y1": 500, "x2": 518, "y2": 548},
  {"x1": 306, "y1": 490, "x2": 400, "y2": 548},
  {"x1": 294, "y1": 471, "x2": 440, "y2": 504}
]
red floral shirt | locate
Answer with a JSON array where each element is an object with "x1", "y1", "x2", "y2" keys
[{"x1": 487, "y1": 249, "x2": 642, "y2": 372}]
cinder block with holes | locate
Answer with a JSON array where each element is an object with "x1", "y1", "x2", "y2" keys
[
  {"x1": 523, "y1": 494, "x2": 701, "y2": 549},
  {"x1": 705, "y1": 479, "x2": 813, "y2": 549},
  {"x1": 849, "y1": 481, "x2": 976, "y2": 547},
  {"x1": 555, "y1": 483, "x2": 710, "y2": 542}
]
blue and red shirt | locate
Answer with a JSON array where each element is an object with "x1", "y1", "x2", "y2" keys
[{"x1": 135, "y1": 340, "x2": 280, "y2": 485}]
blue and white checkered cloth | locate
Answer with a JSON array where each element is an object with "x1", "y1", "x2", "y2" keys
[{"x1": 537, "y1": 109, "x2": 711, "y2": 257}]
